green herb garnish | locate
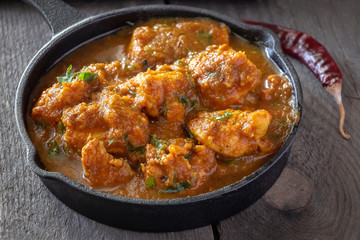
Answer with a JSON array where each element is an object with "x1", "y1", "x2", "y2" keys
[
  {"x1": 208, "y1": 111, "x2": 232, "y2": 120},
  {"x1": 128, "y1": 89, "x2": 136, "y2": 95},
  {"x1": 128, "y1": 62, "x2": 136, "y2": 70},
  {"x1": 206, "y1": 71, "x2": 218, "y2": 77},
  {"x1": 179, "y1": 95, "x2": 197, "y2": 108},
  {"x1": 145, "y1": 45, "x2": 152, "y2": 52},
  {"x1": 174, "y1": 59, "x2": 185, "y2": 67},
  {"x1": 279, "y1": 119, "x2": 288, "y2": 128},
  {"x1": 78, "y1": 71, "x2": 98, "y2": 83},
  {"x1": 159, "y1": 180, "x2": 191, "y2": 193},
  {"x1": 149, "y1": 135, "x2": 167, "y2": 150},
  {"x1": 62, "y1": 143, "x2": 69, "y2": 154},
  {"x1": 184, "y1": 124, "x2": 195, "y2": 139},
  {"x1": 179, "y1": 95, "x2": 191, "y2": 105},
  {"x1": 190, "y1": 100, "x2": 198, "y2": 107},
  {"x1": 36, "y1": 119, "x2": 47, "y2": 129},
  {"x1": 206, "y1": 67, "x2": 221, "y2": 78},
  {"x1": 56, "y1": 65, "x2": 77, "y2": 84},
  {"x1": 57, "y1": 65, "x2": 97, "y2": 85},
  {"x1": 48, "y1": 140, "x2": 59, "y2": 156},
  {"x1": 197, "y1": 30, "x2": 213, "y2": 44},
  {"x1": 57, "y1": 122, "x2": 66, "y2": 134},
  {"x1": 186, "y1": 73, "x2": 196, "y2": 89},
  {"x1": 267, "y1": 132, "x2": 279, "y2": 140},
  {"x1": 163, "y1": 101, "x2": 170, "y2": 117},
  {"x1": 108, "y1": 139, "x2": 116, "y2": 146},
  {"x1": 145, "y1": 175, "x2": 156, "y2": 188},
  {"x1": 125, "y1": 134, "x2": 146, "y2": 154},
  {"x1": 184, "y1": 153, "x2": 191, "y2": 161}
]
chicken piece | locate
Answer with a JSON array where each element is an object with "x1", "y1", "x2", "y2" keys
[
  {"x1": 127, "y1": 19, "x2": 229, "y2": 67},
  {"x1": 61, "y1": 102, "x2": 106, "y2": 149},
  {"x1": 187, "y1": 44, "x2": 261, "y2": 109},
  {"x1": 188, "y1": 109, "x2": 272, "y2": 158},
  {"x1": 189, "y1": 144, "x2": 217, "y2": 189},
  {"x1": 86, "y1": 60, "x2": 144, "y2": 86},
  {"x1": 101, "y1": 93, "x2": 149, "y2": 156},
  {"x1": 142, "y1": 138, "x2": 194, "y2": 190},
  {"x1": 128, "y1": 69, "x2": 197, "y2": 119},
  {"x1": 81, "y1": 138, "x2": 134, "y2": 188},
  {"x1": 61, "y1": 93, "x2": 149, "y2": 158},
  {"x1": 31, "y1": 79, "x2": 97, "y2": 126},
  {"x1": 31, "y1": 60, "x2": 146, "y2": 127},
  {"x1": 259, "y1": 74, "x2": 292, "y2": 102},
  {"x1": 142, "y1": 137, "x2": 217, "y2": 191}
]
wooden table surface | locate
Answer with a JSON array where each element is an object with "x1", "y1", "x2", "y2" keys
[{"x1": 1, "y1": 0, "x2": 360, "y2": 239}]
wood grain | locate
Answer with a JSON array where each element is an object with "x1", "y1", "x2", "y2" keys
[
  {"x1": 263, "y1": 167, "x2": 312, "y2": 211},
  {"x1": 2, "y1": 0, "x2": 360, "y2": 239}
]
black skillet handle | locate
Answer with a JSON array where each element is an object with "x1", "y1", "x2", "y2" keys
[{"x1": 23, "y1": 0, "x2": 86, "y2": 36}]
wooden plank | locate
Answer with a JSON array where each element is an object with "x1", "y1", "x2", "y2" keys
[
  {"x1": 168, "y1": 0, "x2": 360, "y2": 238},
  {"x1": 0, "y1": 1, "x2": 214, "y2": 239}
]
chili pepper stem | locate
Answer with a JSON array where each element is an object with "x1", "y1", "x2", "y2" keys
[{"x1": 325, "y1": 83, "x2": 350, "y2": 139}]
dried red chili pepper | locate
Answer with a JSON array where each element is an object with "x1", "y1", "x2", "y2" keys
[{"x1": 244, "y1": 20, "x2": 350, "y2": 139}]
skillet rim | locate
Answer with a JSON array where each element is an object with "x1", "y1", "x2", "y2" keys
[{"x1": 15, "y1": 4, "x2": 303, "y2": 206}]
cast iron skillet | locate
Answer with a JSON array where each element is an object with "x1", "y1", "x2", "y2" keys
[{"x1": 15, "y1": 0, "x2": 303, "y2": 232}]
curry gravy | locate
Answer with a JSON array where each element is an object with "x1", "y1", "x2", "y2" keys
[{"x1": 27, "y1": 18, "x2": 298, "y2": 199}]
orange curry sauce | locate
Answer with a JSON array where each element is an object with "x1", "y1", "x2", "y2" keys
[{"x1": 27, "y1": 18, "x2": 298, "y2": 199}]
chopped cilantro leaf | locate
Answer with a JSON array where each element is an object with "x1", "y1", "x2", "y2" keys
[
  {"x1": 150, "y1": 135, "x2": 167, "y2": 150},
  {"x1": 128, "y1": 62, "x2": 136, "y2": 70},
  {"x1": 184, "y1": 153, "x2": 191, "y2": 161},
  {"x1": 206, "y1": 68, "x2": 220, "y2": 78},
  {"x1": 57, "y1": 122, "x2": 66, "y2": 134},
  {"x1": 57, "y1": 65, "x2": 97, "y2": 85},
  {"x1": 179, "y1": 95, "x2": 191, "y2": 105},
  {"x1": 145, "y1": 45, "x2": 152, "y2": 52},
  {"x1": 179, "y1": 95, "x2": 197, "y2": 108},
  {"x1": 279, "y1": 119, "x2": 288, "y2": 128},
  {"x1": 78, "y1": 71, "x2": 98, "y2": 83},
  {"x1": 159, "y1": 180, "x2": 191, "y2": 193},
  {"x1": 48, "y1": 140, "x2": 59, "y2": 156},
  {"x1": 36, "y1": 119, "x2": 47, "y2": 129},
  {"x1": 128, "y1": 89, "x2": 136, "y2": 95},
  {"x1": 124, "y1": 134, "x2": 146, "y2": 154},
  {"x1": 267, "y1": 132, "x2": 279, "y2": 140},
  {"x1": 145, "y1": 175, "x2": 156, "y2": 188},
  {"x1": 163, "y1": 101, "x2": 170, "y2": 117},
  {"x1": 184, "y1": 124, "x2": 195, "y2": 139},
  {"x1": 174, "y1": 59, "x2": 185, "y2": 67},
  {"x1": 190, "y1": 100, "x2": 198, "y2": 107},
  {"x1": 57, "y1": 65, "x2": 78, "y2": 85},
  {"x1": 197, "y1": 30, "x2": 213, "y2": 44},
  {"x1": 108, "y1": 139, "x2": 116, "y2": 146},
  {"x1": 62, "y1": 143, "x2": 69, "y2": 154},
  {"x1": 206, "y1": 71, "x2": 218, "y2": 77},
  {"x1": 207, "y1": 111, "x2": 232, "y2": 120}
]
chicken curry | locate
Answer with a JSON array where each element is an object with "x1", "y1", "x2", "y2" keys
[{"x1": 28, "y1": 18, "x2": 298, "y2": 199}]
